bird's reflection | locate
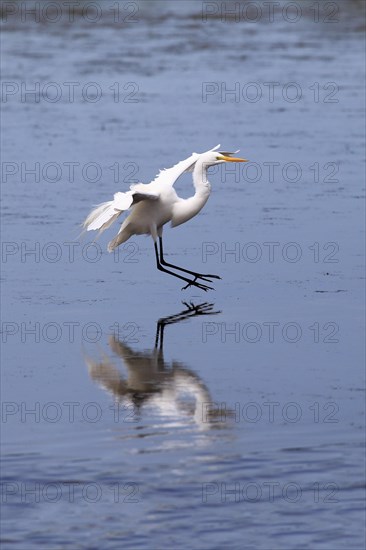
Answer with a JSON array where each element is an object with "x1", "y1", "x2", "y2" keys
[{"x1": 85, "y1": 302, "x2": 226, "y2": 429}]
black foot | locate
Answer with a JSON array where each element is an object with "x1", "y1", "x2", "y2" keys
[
  {"x1": 190, "y1": 273, "x2": 222, "y2": 283},
  {"x1": 201, "y1": 274, "x2": 221, "y2": 280},
  {"x1": 181, "y1": 278, "x2": 214, "y2": 292}
]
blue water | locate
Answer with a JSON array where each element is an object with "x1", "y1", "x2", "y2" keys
[{"x1": 1, "y1": 1, "x2": 365, "y2": 548}]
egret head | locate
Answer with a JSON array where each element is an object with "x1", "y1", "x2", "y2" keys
[{"x1": 200, "y1": 148, "x2": 248, "y2": 167}]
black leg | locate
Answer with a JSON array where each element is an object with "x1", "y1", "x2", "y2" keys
[
  {"x1": 158, "y1": 237, "x2": 221, "y2": 282},
  {"x1": 154, "y1": 242, "x2": 213, "y2": 292}
]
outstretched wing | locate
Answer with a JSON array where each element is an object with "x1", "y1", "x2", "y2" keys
[
  {"x1": 147, "y1": 144, "x2": 221, "y2": 191},
  {"x1": 82, "y1": 145, "x2": 221, "y2": 234}
]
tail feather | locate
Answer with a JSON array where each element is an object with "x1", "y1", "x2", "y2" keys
[
  {"x1": 82, "y1": 191, "x2": 135, "y2": 236},
  {"x1": 82, "y1": 190, "x2": 137, "y2": 250},
  {"x1": 107, "y1": 227, "x2": 132, "y2": 252},
  {"x1": 83, "y1": 201, "x2": 115, "y2": 232}
]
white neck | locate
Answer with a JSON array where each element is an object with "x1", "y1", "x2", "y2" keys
[
  {"x1": 193, "y1": 160, "x2": 212, "y2": 196},
  {"x1": 170, "y1": 160, "x2": 212, "y2": 228}
]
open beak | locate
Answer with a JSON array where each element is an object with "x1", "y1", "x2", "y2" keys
[{"x1": 220, "y1": 154, "x2": 248, "y2": 162}]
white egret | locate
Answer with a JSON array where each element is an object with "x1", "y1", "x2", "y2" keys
[{"x1": 82, "y1": 145, "x2": 247, "y2": 291}]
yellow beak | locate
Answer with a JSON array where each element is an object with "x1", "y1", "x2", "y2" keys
[{"x1": 220, "y1": 155, "x2": 248, "y2": 162}]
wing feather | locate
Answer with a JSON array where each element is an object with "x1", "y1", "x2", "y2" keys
[
  {"x1": 148, "y1": 144, "x2": 221, "y2": 190},
  {"x1": 83, "y1": 188, "x2": 160, "y2": 234},
  {"x1": 82, "y1": 145, "x2": 221, "y2": 236}
]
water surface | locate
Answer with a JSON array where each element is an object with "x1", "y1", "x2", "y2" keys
[{"x1": 1, "y1": 1, "x2": 365, "y2": 548}]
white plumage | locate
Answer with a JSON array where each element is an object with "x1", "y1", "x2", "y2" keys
[{"x1": 82, "y1": 144, "x2": 247, "y2": 291}]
